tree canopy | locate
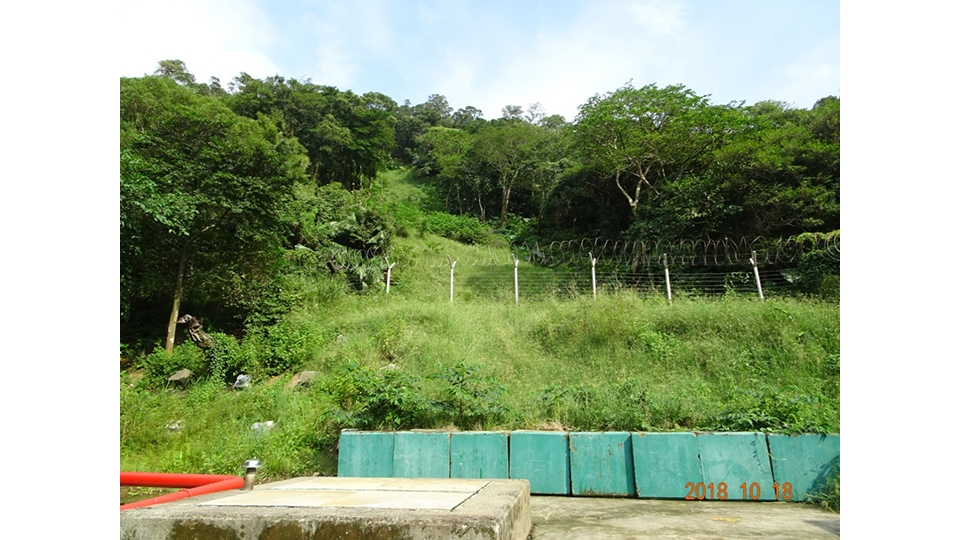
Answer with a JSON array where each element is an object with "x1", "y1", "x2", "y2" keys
[{"x1": 121, "y1": 75, "x2": 306, "y2": 350}]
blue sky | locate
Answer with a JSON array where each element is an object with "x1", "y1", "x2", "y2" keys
[{"x1": 118, "y1": 0, "x2": 838, "y2": 120}]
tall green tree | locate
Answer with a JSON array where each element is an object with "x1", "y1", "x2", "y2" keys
[
  {"x1": 573, "y1": 83, "x2": 742, "y2": 220},
  {"x1": 471, "y1": 121, "x2": 543, "y2": 227},
  {"x1": 225, "y1": 76, "x2": 396, "y2": 190},
  {"x1": 121, "y1": 75, "x2": 306, "y2": 351},
  {"x1": 706, "y1": 98, "x2": 840, "y2": 238}
]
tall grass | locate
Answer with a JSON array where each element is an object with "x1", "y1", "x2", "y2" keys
[
  {"x1": 122, "y1": 174, "x2": 839, "y2": 480},
  {"x1": 123, "y1": 284, "x2": 838, "y2": 479}
]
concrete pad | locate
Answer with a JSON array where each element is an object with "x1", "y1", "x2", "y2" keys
[
  {"x1": 767, "y1": 433, "x2": 840, "y2": 502},
  {"x1": 394, "y1": 431, "x2": 451, "y2": 478},
  {"x1": 529, "y1": 495, "x2": 839, "y2": 539},
  {"x1": 452, "y1": 431, "x2": 510, "y2": 479},
  {"x1": 632, "y1": 432, "x2": 703, "y2": 499},
  {"x1": 121, "y1": 477, "x2": 532, "y2": 540},
  {"x1": 270, "y1": 477, "x2": 491, "y2": 493},
  {"x1": 509, "y1": 431, "x2": 571, "y2": 495},
  {"x1": 697, "y1": 432, "x2": 777, "y2": 501},
  {"x1": 203, "y1": 488, "x2": 476, "y2": 510},
  {"x1": 569, "y1": 432, "x2": 635, "y2": 496},
  {"x1": 337, "y1": 430, "x2": 395, "y2": 477}
]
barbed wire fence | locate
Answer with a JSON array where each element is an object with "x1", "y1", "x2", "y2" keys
[{"x1": 337, "y1": 235, "x2": 839, "y2": 302}]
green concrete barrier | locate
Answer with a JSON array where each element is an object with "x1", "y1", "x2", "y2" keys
[
  {"x1": 337, "y1": 430, "x2": 395, "y2": 477},
  {"x1": 632, "y1": 432, "x2": 703, "y2": 499},
  {"x1": 766, "y1": 433, "x2": 840, "y2": 502},
  {"x1": 451, "y1": 431, "x2": 509, "y2": 479},
  {"x1": 336, "y1": 429, "x2": 838, "y2": 502},
  {"x1": 697, "y1": 432, "x2": 776, "y2": 501},
  {"x1": 393, "y1": 431, "x2": 451, "y2": 478},
  {"x1": 569, "y1": 432, "x2": 635, "y2": 496},
  {"x1": 509, "y1": 431, "x2": 571, "y2": 495}
]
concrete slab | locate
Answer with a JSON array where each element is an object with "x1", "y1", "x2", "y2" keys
[
  {"x1": 509, "y1": 431, "x2": 571, "y2": 495},
  {"x1": 203, "y1": 488, "x2": 475, "y2": 510},
  {"x1": 632, "y1": 431, "x2": 703, "y2": 499},
  {"x1": 337, "y1": 430, "x2": 395, "y2": 477},
  {"x1": 697, "y1": 432, "x2": 777, "y2": 501},
  {"x1": 394, "y1": 431, "x2": 451, "y2": 478},
  {"x1": 569, "y1": 432, "x2": 635, "y2": 496},
  {"x1": 767, "y1": 433, "x2": 840, "y2": 502},
  {"x1": 121, "y1": 477, "x2": 531, "y2": 540},
  {"x1": 452, "y1": 431, "x2": 510, "y2": 479},
  {"x1": 529, "y1": 495, "x2": 839, "y2": 539},
  {"x1": 269, "y1": 477, "x2": 491, "y2": 493}
]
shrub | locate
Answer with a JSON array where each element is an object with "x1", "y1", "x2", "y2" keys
[
  {"x1": 245, "y1": 321, "x2": 313, "y2": 376},
  {"x1": 431, "y1": 361, "x2": 509, "y2": 429},
  {"x1": 142, "y1": 342, "x2": 206, "y2": 384},
  {"x1": 324, "y1": 360, "x2": 430, "y2": 430},
  {"x1": 796, "y1": 249, "x2": 840, "y2": 295},
  {"x1": 424, "y1": 212, "x2": 499, "y2": 245}
]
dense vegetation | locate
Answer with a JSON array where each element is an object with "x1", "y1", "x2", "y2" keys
[{"x1": 120, "y1": 61, "x2": 839, "y2": 508}]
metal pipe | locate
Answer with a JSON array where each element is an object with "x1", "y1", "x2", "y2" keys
[{"x1": 243, "y1": 459, "x2": 262, "y2": 491}]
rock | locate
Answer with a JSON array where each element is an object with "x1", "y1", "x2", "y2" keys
[
  {"x1": 233, "y1": 374, "x2": 252, "y2": 390},
  {"x1": 167, "y1": 369, "x2": 193, "y2": 387},
  {"x1": 165, "y1": 420, "x2": 182, "y2": 431},
  {"x1": 251, "y1": 421, "x2": 275, "y2": 433},
  {"x1": 285, "y1": 371, "x2": 317, "y2": 389},
  {"x1": 380, "y1": 363, "x2": 399, "y2": 371}
]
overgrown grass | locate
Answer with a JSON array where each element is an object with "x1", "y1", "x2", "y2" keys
[
  {"x1": 123, "y1": 287, "x2": 839, "y2": 479},
  {"x1": 121, "y1": 168, "x2": 839, "y2": 483}
]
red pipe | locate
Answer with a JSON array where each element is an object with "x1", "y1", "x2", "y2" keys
[
  {"x1": 121, "y1": 472, "x2": 241, "y2": 489},
  {"x1": 120, "y1": 472, "x2": 245, "y2": 511}
]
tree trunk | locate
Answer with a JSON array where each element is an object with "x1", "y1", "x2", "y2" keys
[
  {"x1": 164, "y1": 247, "x2": 189, "y2": 353},
  {"x1": 612, "y1": 170, "x2": 640, "y2": 218},
  {"x1": 500, "y1": 184, "x2": 512, "y2": 228}
]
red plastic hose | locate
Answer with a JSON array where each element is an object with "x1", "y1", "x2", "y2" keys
[{"x1": 120, "y1": 472, "x2": 245, "y2": 510}]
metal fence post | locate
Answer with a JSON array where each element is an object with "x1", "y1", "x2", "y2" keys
[
  {"x1": 750, "y1": 250, "x2": 764, "y2": 301},
  {"x1": 663, "y1": 254, "x2": 672, "y2": 305}
]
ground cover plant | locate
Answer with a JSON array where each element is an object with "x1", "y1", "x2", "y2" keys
[
  {"x1": 122, "y1": 167, "x2": 839, "y2": 508},
  {"x1": 122, "y1": 256, "x2": 839, "y2": 479}
]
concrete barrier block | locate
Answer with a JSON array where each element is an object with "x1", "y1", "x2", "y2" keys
[
  {"x1": 337, "y1": 431, "x2": 395, "y2": 477},
  {"x1": 697, "y1": 432, "x2": 776, "y2": 501},
  {"x1": 569, "y1": 432, "x2": 635, "y2": 496},
  {"x1": 509, "y1": 431, "x2": 570, "y2": 495},
  {"x1": 632, "y1": 432, "x2": 702, "y2": 499},
  {"x1": 393, "y1": 431, "x2": 451, "y2": 478},
  {"x1": 766, "y1": 433, "x2": 840, "y2": 502},
  {"x1": 451, "y1": 431, "x2": 509, "y2": 479}
]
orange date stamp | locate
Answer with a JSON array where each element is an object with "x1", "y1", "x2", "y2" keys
[{"x1": 683, "y1": 481, "x2": 793, "y2": 501}]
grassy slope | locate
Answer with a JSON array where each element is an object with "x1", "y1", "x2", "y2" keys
[{"x1": 121, "y1": 169, "x2": 840, "y2": 484}]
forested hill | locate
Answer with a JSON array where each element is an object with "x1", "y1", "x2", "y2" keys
[{"x1": 120, "y1": 60, "x2": 839, "y2": 348}]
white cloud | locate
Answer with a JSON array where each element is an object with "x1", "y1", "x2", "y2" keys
[
  {"x1": 458, "y1": 0, "x2": 694, "y2": 121},
  {"x1": 118, "y1": 0, "x2": 280, "y2": 82},
  {"x1": 773, "y1": 35, "x2": 841, "y2": 108},
  {"x1": 628, "y1": 0, "x2": 687, "y2": 37}
]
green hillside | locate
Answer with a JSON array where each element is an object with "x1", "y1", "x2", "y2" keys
[{"x1": 121, "y1": 169, "x2": 839, "y2": 485}]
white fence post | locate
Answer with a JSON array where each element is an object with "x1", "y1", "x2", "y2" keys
[
  {"x1": 448, "y1": 256, "x2": 458, "y2": 303},
  {"x1": 662, "y1": 254, "x2": 672, "y2": 305},
  {"x1": 590, "y1": 252, "x2": 598, "y2": 301},
  {"x1": 513, "y1": 255, "x2": 519, "y2": 306},
  {"x1": 750, "y1": 250, "x2": 765, "y2": 301},
  {"x1": 385, "y1": 258, "x2": 396, "y2": 295}
]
